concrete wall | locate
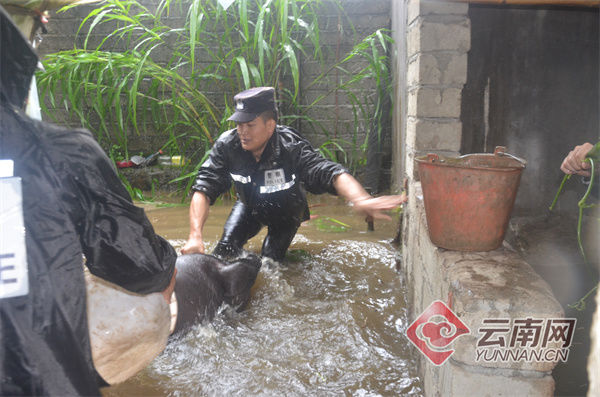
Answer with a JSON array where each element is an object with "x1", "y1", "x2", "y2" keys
[
  {"x1": 402, "y1": 184, "x2": 563, "y2": 396},
  {"x1": 392, "y1": 1, "x2": 577, "y2": 395},
  {"x1": 461, "y1": 4, "x2": 599, "y2": 214}
]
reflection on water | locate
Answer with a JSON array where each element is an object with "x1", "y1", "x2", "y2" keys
[{"x1": 103, "y1": 196, "x2": 422, "y2": 396}]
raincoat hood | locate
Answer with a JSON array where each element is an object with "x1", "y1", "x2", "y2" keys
[{"x1": 0, "y1": 5, "x2": 38, "y2": 108}]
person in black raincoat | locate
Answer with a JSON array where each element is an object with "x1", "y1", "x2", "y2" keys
[
  {"x1": 0, "y1": 7, "x2": 176, "y2": 396},
  {"x1": 181, "y1": 87, "x2": 406, "y2": 263}
]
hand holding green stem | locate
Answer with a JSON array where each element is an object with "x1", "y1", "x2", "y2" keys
[{"x1": 549, "y1": 141, "x2": 599, "y2": 310}]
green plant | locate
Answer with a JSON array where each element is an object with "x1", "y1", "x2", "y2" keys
[
  {"x1": 118, "y1": 172, "x2": 147, "y2": 201},
  {"x1": 312, "y1": 216, "x2": 351, "y2": 232},
  {"x1": 108, "y1": 144, "x2": 126, "y2": 163},
  {"x1": 317, "y1": 140, "x2": 347, "y2": 164},
  {"x1": 300, "y1": 28, "x2": 394, "y2": 173},
  {"x1": 37, "y1": 50, "x2": 218, "y2": 160},
  {"x1": 549, "y1": 141, "x2": 599, "y2": 310},
  {"x1": 37, "y1": 0, "x2": 394, "y2": 198},
  {"x1": 285, "y1": 248, "x2": 311, "y2": 263}
]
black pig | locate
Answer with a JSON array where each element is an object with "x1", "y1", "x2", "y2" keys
[{"x1": 171, "y1": 253, "x2": 262, "y2": 334}]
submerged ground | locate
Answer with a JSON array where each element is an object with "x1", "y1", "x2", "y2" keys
[{"x1": 102, "y1": 196, "x2": 422, "y2": 396}]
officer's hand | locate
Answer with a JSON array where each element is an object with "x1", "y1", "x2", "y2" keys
[
  {"x1": 181, "y1": 237, "x2": 205, "y2": 255},
  {"x1": 561, "y1": 143, "x2": 593, "y2": 177},
  {"x1": 352, "y1": 193, "x2": 407, "y2": 221}
]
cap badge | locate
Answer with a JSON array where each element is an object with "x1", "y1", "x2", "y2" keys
[{"x1": 236, "y1": 100, "x2": 244, "y2": 110}]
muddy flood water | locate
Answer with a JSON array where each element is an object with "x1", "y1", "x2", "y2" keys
[{"x1": 102, "y1": 196, "x2": 422, "y2": 396}]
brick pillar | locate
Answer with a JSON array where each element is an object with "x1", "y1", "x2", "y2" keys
[
  {"x1": 404, "y1": 0, "x2": 469, "y2": 180},
  {"x1": 401, "y1": 0, "x2": 470, "y2": 306}
]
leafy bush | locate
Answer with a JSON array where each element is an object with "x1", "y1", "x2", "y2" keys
[{"x1": 37, "y1": 0, "x2": 393, "y2": 196}]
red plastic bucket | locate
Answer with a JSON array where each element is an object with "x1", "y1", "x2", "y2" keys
[{"x1": 415, "y1": 146, "x2": 526, "y2": 251}]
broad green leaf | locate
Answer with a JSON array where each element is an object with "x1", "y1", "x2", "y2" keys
[{"x1": 236, "y1": 56, "x2": 251, "y2": 89}]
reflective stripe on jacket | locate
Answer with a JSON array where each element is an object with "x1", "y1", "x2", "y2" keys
[{"x1": 192, "y1": 125, "x2": 348, "y2": 226}]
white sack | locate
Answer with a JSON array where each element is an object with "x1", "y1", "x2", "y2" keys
[{"x1": 85, "y1": 269, "x2": 171, "y2": 385}]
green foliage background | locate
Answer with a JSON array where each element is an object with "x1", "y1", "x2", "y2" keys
[{"x1": 37, "y1": 0, "x2": 393, "y2": 196}]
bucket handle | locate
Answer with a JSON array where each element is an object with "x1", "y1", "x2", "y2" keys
[
  {"x1": 494, "y1": 146, "x2": 527, "y2": 166},
  {"x1": 425, "y1": 153, "x2": 440, "y2": 163}
]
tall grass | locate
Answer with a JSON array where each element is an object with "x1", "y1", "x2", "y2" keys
[{"x1": 37, "y1": 0, "x2": 393, "y2": 196}]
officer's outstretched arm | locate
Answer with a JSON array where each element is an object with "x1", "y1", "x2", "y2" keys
[
  {"x1": 333, "y1": 173, "x2": 406, "y2": 221},
  {"x1": 182, "y1": 191, "x2": 211, "y2": 254}
]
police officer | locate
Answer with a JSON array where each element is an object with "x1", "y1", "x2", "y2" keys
[
  {"x1": 0, "y1": 7, "x2": 176, "y2": 395},
  {"x1": 181, "y1": 87, "x2": 406, "y2": 263}
]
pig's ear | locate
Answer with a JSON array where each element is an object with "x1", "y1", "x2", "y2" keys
[
  {"x1": 239, "y1": 253, "x2": 262, "y2": 269},
  {"x1": 221, "y1": 254, "x2": 262, "y2": 309}
]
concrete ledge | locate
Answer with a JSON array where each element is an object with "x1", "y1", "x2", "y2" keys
[
  {"x1": 402, "y1": 182, "x2": 563, "y2": 396},
  {"x1": 434, "y1": 361, "x2": 555, "y2": 397}
]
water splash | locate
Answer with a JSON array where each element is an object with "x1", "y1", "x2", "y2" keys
[{"x1": 106, "y1": 205, "x2": 421, "y2": 396}]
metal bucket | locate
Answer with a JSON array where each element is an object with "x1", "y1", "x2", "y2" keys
[{"x1": 416, "y1": 146, "x2": 526, "y2": 251}]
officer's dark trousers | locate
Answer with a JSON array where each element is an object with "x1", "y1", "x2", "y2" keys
[{"x1": 213, "y1": 201, "x2": 300, "y2": 262}]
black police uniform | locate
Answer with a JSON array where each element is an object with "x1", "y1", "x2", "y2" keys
[
  {"x1": 0, "y1": 7, "x2": 176, "y2": 395},
  {"x1": 193, "y1": 125, "x2": 348, "y2": 262}
]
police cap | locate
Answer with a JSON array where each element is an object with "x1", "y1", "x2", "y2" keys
[{"x1": 228, "y1": 87, "x2": 277, "y2": 123}]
